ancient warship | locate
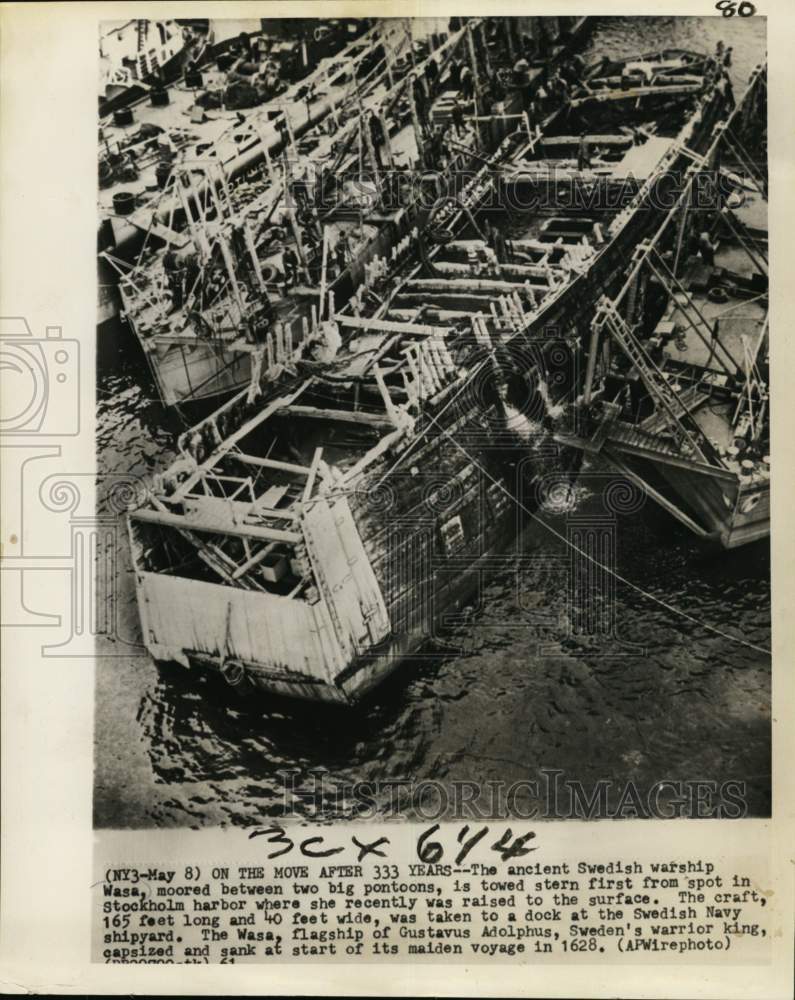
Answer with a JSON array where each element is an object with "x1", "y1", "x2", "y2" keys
[{"x1": 126, "y1": 42, "x2": 734, "y2": 704}]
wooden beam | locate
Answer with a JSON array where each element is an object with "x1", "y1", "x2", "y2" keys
[
  {"x1": 247, "y1": 506, "x2": 299, "y2": 521},
  {"x1": 406, "y1": 278, "x2": 523, "y2": 293},
  {"x1": 231, "y1": 541, "x2": 279, "y2": 580},
  {"x1": 302, "y1": 447, "x2": 323, "y2": 503},
  {"x1": 570, "y1": 82, "x2": 701, "y2": 108},
  {"x1": 275, "y1": 404, "x2": 393, "y2": 429},
  {"x1": 318, "y1": 226, "x2": 330, "y2": 322},
  {"x1": 132, "y1": 506, "x2": 301, "y2": 544},
  {"x1": 372, "y1": 362, "x2": 401, "y2": 425},
  {"x1": 582, "y1": 321, "x2": 601, "y2": 406},
  {"x1": 446, "y1": 238, "x2": 559, "y2": 256},
  {"x1": 335, "y1": 314, "x2": 450, "y2": 338},
  {"x1": 464, "y1": 112, "x2": 527, "y2": 122},
  {"x1": 230, "y1": 453, "x2": 312, "y2": 476},
  {"x1": 174, "y1": 329, "x2": 251, "y2": 357},
  {"x1": 433, "y1": 260, "x2": 552, "y2": 282},
  {"x1": 389, "y1": 307, "x2": 485, "y2": 323},
  {"x1": 147, "y1": 495, "x2": 263, "y2": 591},
  {"x1": 538, "y1": 134, "x2": 633, "y2": 146},
  {"x1": 286, "y1": 576, "x2": 308, "y2": 600},
  {"x1": 342, "y1": 426, "x2": 407, "y2": 483},
  {"x1": 173, "y1": 385, "x2": 307, "y2": 500}
]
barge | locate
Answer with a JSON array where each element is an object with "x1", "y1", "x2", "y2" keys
[
  {"x1": 107, "y1": 17, "x2": 591, "y2": 407},
  {"x1": 557, "y1": 63, "x2": 769, "y2": 548},
  {"x1": 98, "y1": 19, "x2": 382, "y2": 288}
]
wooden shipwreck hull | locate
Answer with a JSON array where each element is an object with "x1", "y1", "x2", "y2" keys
[
  {"x1": 127, "y1": 42, "x2": 737, "y2": 703},
  {"x1": 380, "y1": 50, "x2": 732, "y2": 446},
  {"x1": 128, "y1": 361, "x2": 567, "y2": 704}
]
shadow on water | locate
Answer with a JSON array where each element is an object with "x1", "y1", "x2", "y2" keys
[
  {"x1": 106, "y1": 473, "x2": 770, "y2": 824},
  {"x1": 141, "y1": 636, "x2": 468, "y2": 783}
]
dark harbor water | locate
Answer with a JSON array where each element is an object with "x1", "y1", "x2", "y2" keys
[{"x1": 95, "y1": 16, "x2": 769, "y2": 828}]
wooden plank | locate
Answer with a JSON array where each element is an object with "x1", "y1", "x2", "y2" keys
[
  {"x1": 302, "y1": 497, "x2": 390, "y2": 655},
  {"x1": 231, "y1": 453, "x2": 312, "y2": 476},
  {"x1": 258, "y1": 484, "x2": 290, "y2": 508},
  {"x1": 303, "y1": 448, "x2": 323, "y2": 503},
  {"x1": 276, "y1": 404, "x2": 394, "y2": 429},
  {"x1": 132, "y1": 506, "x2": 301, "y2": 544},
  {"x1": 335, "y1": 314, "x2": 450, "y2": 338}
]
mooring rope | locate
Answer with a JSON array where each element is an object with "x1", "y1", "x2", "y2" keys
[
  {"x1": 363, "y1": 339, "x2": 774, "y2": 656},
  {"x1": 415, "y1": 402, "x2": 773, "y2": 658},
  {"x1": 374, "y1": 356, "x2": 492, "y2": 486}
]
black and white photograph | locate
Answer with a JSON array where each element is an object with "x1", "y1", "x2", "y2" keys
[
  {"x1": 2, "y1": 1, "x2": 793, "y2": 991},
  {"x1": 93, "y1": 14, "x2": 772, "y2": 831}
]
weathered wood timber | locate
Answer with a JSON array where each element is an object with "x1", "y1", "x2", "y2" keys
[{"x1": 127, "y1": 40, "x2": 740, "y2": 705}]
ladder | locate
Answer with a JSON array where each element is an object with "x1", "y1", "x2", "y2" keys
[{"x1": 596, "y1": 299, "x2": 722, "y2": 467}]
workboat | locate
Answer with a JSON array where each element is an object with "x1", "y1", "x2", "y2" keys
[
  {"x1": 99, "y1": 20, "x2": 191, "y2": 118},
  {"x1": 556, "y1": 64, "x2": 768, "y2": 548},
  {"x1": 126, "y1": 44, "x2": 733, "y2": 704},
  {"x1": 108, "y1": 17, "x2": 591, "y2": 407},
  {"x1": 98, "y1": 20, "x2": 410, "y2": 344},
  {"x1": 98, "y1": 22, "x2": 379, "y2": 329}
]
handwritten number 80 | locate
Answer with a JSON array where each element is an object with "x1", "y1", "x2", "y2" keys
[{"x1": 716, "y1": 0, "x2": 757, "y2": 15}]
